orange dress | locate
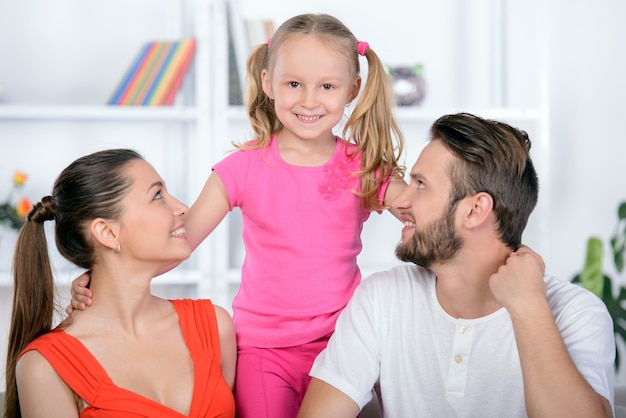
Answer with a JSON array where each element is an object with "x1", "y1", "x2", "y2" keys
[{"x1": 20, "y1": 299, "x2": 235, "y2": 418}]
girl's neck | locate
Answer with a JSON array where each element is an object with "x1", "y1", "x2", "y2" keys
[{"x1": 275, "y1": 132, "x2": 337, "y2": 166}]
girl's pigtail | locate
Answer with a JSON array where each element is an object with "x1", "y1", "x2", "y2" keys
[
  {"x1": 242, "y1": 43, "x2": 281, "y2": 150},
  {"x1": 344, "y1": 47, "x2": 405, "y2": 211}
]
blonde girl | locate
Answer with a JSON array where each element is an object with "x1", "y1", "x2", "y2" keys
[{"x1": 70, "y1": 13, "x2": 406, "y2": 418}]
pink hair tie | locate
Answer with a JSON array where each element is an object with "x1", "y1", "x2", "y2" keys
[
  {"x1": 267, "y1": 37, "x2": 272, "y2": 48},
  {"x1": 357, "y1": 41, "x2": 369, "y2": 56}
]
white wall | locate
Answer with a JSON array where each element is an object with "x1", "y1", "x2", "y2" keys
[
  {"x1": 1, "y1": 0, "x2": 626, "y2": 389},
  {"x1": 545, "y1": 0, "x2": 626, "y2": 382},
  {"x1": 546, "y1": 0, "x2": 626, "y2": 282}
]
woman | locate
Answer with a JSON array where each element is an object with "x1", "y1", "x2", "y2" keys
[{"x1": 4, "y1": 149, "x2": 236, "y2": 418}]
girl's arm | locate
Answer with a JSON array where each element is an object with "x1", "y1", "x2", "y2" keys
[
  {"x1": 67, "y1": 171, "x2": 232, "y2": 312},
  {"x1": 184, "y1": 171, "x2": 231, "y2": 251},
  {"x1": 214, "y1": 305, "x2": 237, "y2": 391},
  {"x1": 16, "y1": 351, "x2": 80, "y2": 418},
  {"x1": 383, "y1": 176, "x2": 407, "y2": 221}
]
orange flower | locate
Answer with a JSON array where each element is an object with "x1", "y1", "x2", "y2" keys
[
  {"x1": 16, "y1": 197, "x2": 32, "y2": 218},
  {"x1": 13, "y1": 171, "x2": 27, "y2": 187}
]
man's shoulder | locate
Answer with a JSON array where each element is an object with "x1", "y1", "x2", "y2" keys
[
  {"x1": 545, "y1": 274, "x2": 598, "y2": 297},
  {"x1": 545, "y1": 274, "x2": 608, "y2": 312},
  {"x1": 360, "y1": 264, "x2": 434, "y2": 293}
]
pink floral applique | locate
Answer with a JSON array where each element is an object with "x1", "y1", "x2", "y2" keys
[{"x1": 318, "y1": 149, "x2": 360, "y2": 201}]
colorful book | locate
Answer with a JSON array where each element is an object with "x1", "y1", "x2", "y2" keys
[
  {"x1": 116, "y1": 42, "x2": 161, "y2": 105},
  {"x1": 109, "y1": 42, "x2": 153, "y2": 105},
  {"x1": 148, "y1": 39, "x2": 196, "y2": 106},
  {"x1": 133, "y1": 41, "x2": 175, "y2": 105},
  {"x1": 109, "y1": 38, "x2": 196, "y2": 106},
  {"x1": 163, "y1": 39, "x2": 196, "y2": 105},
  {"x1": 142, "y1": 41, "x2": 178, "y2": 105},
  {"x1": 125, "y1": 41, "x2": 168, "y2": 105}
]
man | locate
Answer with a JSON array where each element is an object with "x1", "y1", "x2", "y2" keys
[{"x1": 297, "y1": 113, "x2": 614, "y2": 418}]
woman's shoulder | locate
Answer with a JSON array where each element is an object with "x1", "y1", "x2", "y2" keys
[
  {"x1": 170, "y1": 299, "x2": 231, "y2": 325},
  {"x1": 20, "y1": 329, "x2": 70, "y2": 355},
  {"x1": 212, "y1": 305, "x2": 235, "y2": 342},
  {"x1": 212, "y1": 304, "x2": 232, "y2": 322},
  {"x1": 170, "y1": 298, "x2": 214, "y2": 312},
  {"x1": 17, "y1": 348, "x2": 54, "y2": 377},
  {"x1": 17, "y1": 332, "x2": 76, "y2": 391}
]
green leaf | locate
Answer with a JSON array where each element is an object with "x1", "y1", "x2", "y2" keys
[
  {"x1": 573, "y1": 202, "x2": 626, "y2": 371},
  {"x1": 618, "y1": 202, "x2": 626, "y2": 220},
  {"x1": 412, "y1": 63, "x2": 424, "y2": 75},
  {"x1": 579, "y1": 237, "x2": 605, "y2": 297},
  {"x1": 616, "y1": 286, "x2": 626, "y2": 303},
  {"x1": 603, "y1": 275, "x2": 616, "y2": 304},
  {"x1": 616, "y1": 246, "x2": 625, "y2": 273},
  {"x1": 611, "y1": 210, "x2": 626, "y2": 273}
]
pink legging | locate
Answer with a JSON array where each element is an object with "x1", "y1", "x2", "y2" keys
[{"x1": 235, "y1": 337, "x2": 330, "y2": 418}]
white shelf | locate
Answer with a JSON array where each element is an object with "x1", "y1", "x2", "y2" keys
[{"x1": 0, "y1": 105, "x2": 201, "y2": 122}]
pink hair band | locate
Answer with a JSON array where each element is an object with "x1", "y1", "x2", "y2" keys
[
  {"x1": 357, "y1": 41, "x2": 369, "y2": 56},
  {"x1": 267, "y1": 37, "x2": 272, "y2": 48}
]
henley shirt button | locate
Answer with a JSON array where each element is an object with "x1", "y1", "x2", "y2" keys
[
  {"x1": 459, "y1": 326, "x2": 469, "y2": 334},
  {"x1": 454, "y1": 355, "x2": 463, "y2": 364}
]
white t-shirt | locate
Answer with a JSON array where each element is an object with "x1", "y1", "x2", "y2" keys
[{"x1": 310, "y1": 265, "x2": 615, "y2": 417}]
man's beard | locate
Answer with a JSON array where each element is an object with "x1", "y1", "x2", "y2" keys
[{"x1": 395, "y1": 203, "x2": 463, "y2": 268}]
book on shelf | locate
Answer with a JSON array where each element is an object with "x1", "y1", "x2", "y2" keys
[
  {"x1": 109, "y1": 38, "x2": 196, "y2": 106},
  {"x1": 226, "y1": 0, "x2": 273, "y2": 105}
]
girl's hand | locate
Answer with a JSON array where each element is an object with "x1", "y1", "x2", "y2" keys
[{"x1": 65, "y1": 272, "x2": 93, "y2": 314}]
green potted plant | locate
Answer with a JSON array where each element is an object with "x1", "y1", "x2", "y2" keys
[{"x1": 572, "y1": 201, "x2": 626, "y2": 369}]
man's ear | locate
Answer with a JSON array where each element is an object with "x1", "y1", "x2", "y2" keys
[
  {"x1": 463, "y1": 192, "x2": 494, "y2": 228},
  {"x1": 90, "y1": 218, "x2": 119, "y2": 252}
]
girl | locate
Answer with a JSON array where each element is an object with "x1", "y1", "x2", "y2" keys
[
  {"x1": 6, "y1": 149, "x2": 236, "y2": 417},
  {"x1": 71, "y1": 13, "x2": 406, "y2": 417}
]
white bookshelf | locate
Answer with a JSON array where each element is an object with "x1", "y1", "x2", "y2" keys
[{"x1": 0, "y1": 0, "x2": 229, "y2": 305}]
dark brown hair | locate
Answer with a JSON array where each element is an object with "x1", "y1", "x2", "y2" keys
[
  {"x1": 431, "y1": 113, "x2": 539, "y2": 249},
  {"x1": 4, "y1": 148, "x2": 141, "y2": 418}
]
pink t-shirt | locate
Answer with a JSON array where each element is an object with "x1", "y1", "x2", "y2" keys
[{"x1": 213, "y1": 136, "x2": 389, "y2": 348}]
